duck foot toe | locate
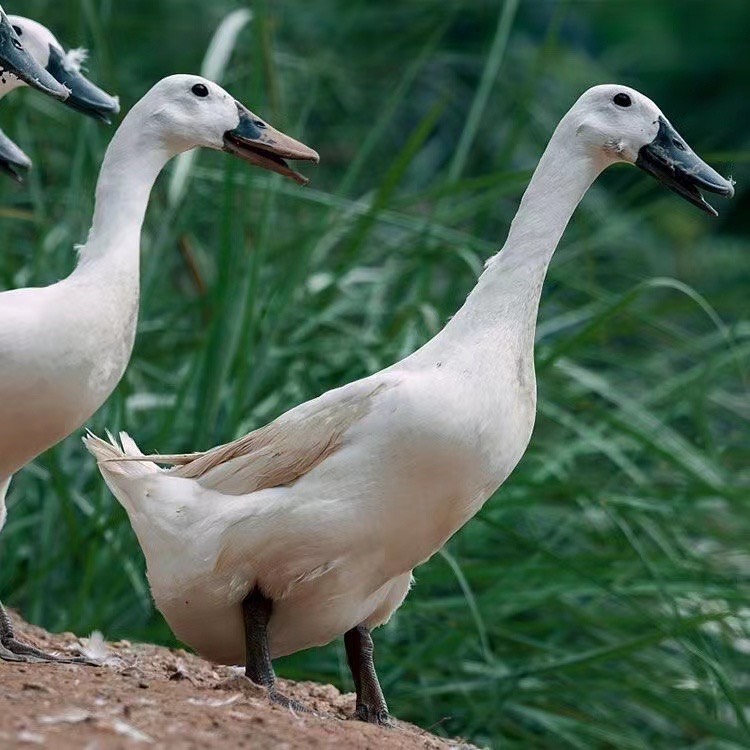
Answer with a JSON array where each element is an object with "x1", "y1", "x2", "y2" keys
[
  {"x1": 0, "y1": 603, "x2": 98, "y2": 665},
  {"x1": 0, "y1": 634, "x2": 96, "y2": 665},
  {"x1": 269, "y1": 688, "x2": 312, "y2": 715},
  {"x1": 354, "y1": 702, "x2": 393, "y2": 726}
]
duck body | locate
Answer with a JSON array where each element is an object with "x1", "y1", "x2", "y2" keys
[
  {"x1": 0, "y1": 270, "x2": 138, "y2": 497},
  {"x1": 93, "y1": 266, "x2": 539, "y2": 663},
  {"x1": 88, "y1": 83, "x2": 733, "y2": 700},
  {"x1": 0, "y1": 104, "x2": 148, "y2": 531}
]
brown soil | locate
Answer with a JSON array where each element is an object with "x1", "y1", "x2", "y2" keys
[{"x1": 0, "y1": 613, "x2": 478, "y2": 749}]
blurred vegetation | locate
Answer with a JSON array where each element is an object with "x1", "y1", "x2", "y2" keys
[{"x1": 1, "y1": 0, "x2": 748, "y2": 747}]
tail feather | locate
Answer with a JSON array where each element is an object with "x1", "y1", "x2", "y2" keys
[{"x1": 83, "y1": 431, "x2": 160, "y2": 478}]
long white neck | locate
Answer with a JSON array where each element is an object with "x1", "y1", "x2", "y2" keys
[
  {"x1": 72, "y1": 110, "x2": 172, "y2": 284},
  {"x1": 429, "y1": 118, "x2": 606, "y2": 358}
]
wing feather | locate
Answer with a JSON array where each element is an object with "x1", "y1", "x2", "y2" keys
[{"x1": 116, "y1": 378, "x2": 394, "y2": 496}]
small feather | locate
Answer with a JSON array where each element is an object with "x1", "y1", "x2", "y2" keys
[{"x1": 63, "y1": 47, "x2": 88, "y2": 73}]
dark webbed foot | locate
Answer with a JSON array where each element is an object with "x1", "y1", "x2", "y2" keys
[
  {"x1": 269, "y1": 688, "x2": 311, "y2": 714},
  {"x1": 354, "y1": 702, "x2": 393, "y2": 726},
  {"x1": 344, "y1": 625, "x2": 393, "y2": 726},
  {"x1": 0, "y1": 603, "x2": 99, "y2": 665},
  {"x1": 242, "y1": 587, "x2": 313, "y2": 715}
]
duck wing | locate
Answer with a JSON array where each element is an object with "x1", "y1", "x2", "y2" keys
[{"x1": 110, "y1": 378, "x2": 395, "y2": 496}]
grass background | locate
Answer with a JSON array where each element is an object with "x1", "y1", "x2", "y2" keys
[{"x1": 1, "y1": 0, "x2": 748, "y2": 746}]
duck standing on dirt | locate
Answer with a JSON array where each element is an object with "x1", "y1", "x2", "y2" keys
[
  {"x1": 87, "y1": 84, "x2": 733, "y2": 723},
  {"x1": 0, "y1": 74, "x2": 317, "y2": 663}
]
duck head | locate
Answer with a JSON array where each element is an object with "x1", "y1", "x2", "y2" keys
[
  {"x1": 0, "y1": 7, "x2": 68, "y2": 100},
  {"x1": 4, "y1": 15, "x2": 120, "y2": 123},
  {"x1": 135, "y1": 75, "x2": 319, "y2": 184},
  {"x1": 570, "y1": 84, "x2": 734, "y2": 216}
]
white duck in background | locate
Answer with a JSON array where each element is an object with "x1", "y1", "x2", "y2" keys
[
  {"x1": 0, "y1": 14, "x2": 120, "y2": 180},
  {"x1": 0, "y1": 6, "x2": 68, "y2": 101},
  {"x1": 86, "y1": 85, "x2": 733, "y2": 723},
  {"x1": 0, "y1": 74, "x2": 318, "y2": 663}
]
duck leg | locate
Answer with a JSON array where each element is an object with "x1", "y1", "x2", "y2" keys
[
  {"x1": 0, "y1": 601, "x2": 95, "y2": 664},
  {"x1": 241, "y1": 586, "x2": 308, "y2": 712},
  {"x1": 344, "y1": 625, "x2": 391, "y2": 725},
  {"x1": 0, "y1": 477, "x2": 95, "y2": 665}
]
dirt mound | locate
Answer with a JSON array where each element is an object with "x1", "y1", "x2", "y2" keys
[{"x1": 0, "y1": 613, "x2": 477, "y2": 749}]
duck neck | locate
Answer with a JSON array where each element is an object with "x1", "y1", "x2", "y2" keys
[
  {"x1": 73, "y1": 113, "x2": 172, "y2": 282},
  {"x1": 444, "y1": 123, "x2": 604, "y2": 349}
]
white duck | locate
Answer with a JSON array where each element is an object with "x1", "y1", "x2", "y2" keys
[
  {"x1": 86, "y1": 84, "x2": 733, "y2": 722},
  {"x1": 0, "y1": 6, "x2": 68, "y2": 101},
  {"x1": 0, "y1": 14, "x2": 120, "y2": 180},
  {"x1": 0, "y1": 74, "x2": 318, "y2": 663}
]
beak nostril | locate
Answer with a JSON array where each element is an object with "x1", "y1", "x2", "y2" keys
[
  {"x1": 11, "y1": 39, "x2": 22, "y2": 51},
  {"x1": 253, "y1": 120, "x2": 266, "y2": 129},
  {"x1": 672, "y1": 138, "x2": 686, "y2": 151}
]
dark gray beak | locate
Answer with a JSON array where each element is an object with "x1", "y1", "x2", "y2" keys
[
  {"x1": 636, "y1": 116, "x2": 734, "y2": 217},
  {"x1": 223, "y1": 102, "x2": 319, "y2": 185},
  {"x1": 0, "y1": 128, "x2": 30, "y2": 182},
  {"x1": 0, "y1": 9, "x2": 68, "y2": 100},
  {"x1": 45, "y1": 45, "x2": 120, "y2": 124}
]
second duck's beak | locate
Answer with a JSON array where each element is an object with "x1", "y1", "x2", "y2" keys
[
  {"x1": 45, "y1": 46, "x2": 120, "y2": 124},
  {"x1": 223, "y1": 102, "x2": 319, "y2": 185},
  {"x1": 0, "y1": 10, "x2": 68, "y2": 100},
  {"x1": 636, "y1": 116, "x2": 734, "y2": 217}
]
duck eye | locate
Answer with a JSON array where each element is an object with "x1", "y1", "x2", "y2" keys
[
  {"x1": 12, "y1": 25, "x2": 22, "y2": 36},
  {"x1": 191, "y1": 83, "x2": 209, "y2": 98},
  {"x1": 613, "y1": 93, "x2": 632, "y2": 108}
]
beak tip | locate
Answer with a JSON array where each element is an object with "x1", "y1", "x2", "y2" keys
[{"x1": 638, "y1": 119, "x2": 736, "y2": 217}]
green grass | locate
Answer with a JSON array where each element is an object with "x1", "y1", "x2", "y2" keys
[{"x1": 1, "y1": 1, "x2": 748, "y2": 747}]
